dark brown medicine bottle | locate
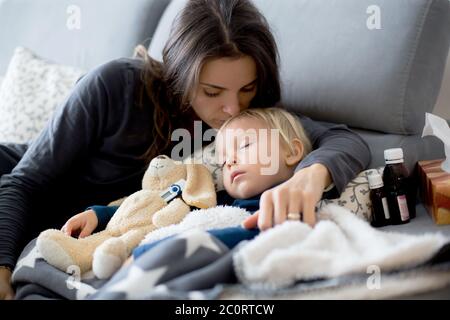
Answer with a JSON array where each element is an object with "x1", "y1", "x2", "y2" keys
[
  {"x1": 368, "y1": 173, "x2": 391, "y2": 227},
  {"x1": 382, "y1": 148, "x2": 410, "y2": 225}
]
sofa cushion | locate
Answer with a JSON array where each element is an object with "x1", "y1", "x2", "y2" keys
[
  {"x1": 269, "y1": 0, "x2": 450, "y2": 135},
  {"x1": 0, "y1": 47, "x2": 85, "y2": 144},
  {"x1": 355, "y1": 128, "x2": 445, "y2": 171},
  {"x1": 149, "y1": 0, "x2": 450, "y2": 135},
  {"x1": 148, "y1": 0, "x2": 188, "y2": 61},
  {"x1": 0, "y1": 0, "x2": 170, "y2": 74}
]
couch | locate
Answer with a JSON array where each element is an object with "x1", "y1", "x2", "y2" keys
[
  {"x1": 1, "y1": 0, "x2": 450, "y2": 299},
  {"x1": 1, "y1": 0, "x2": 449, "y2": 171}
]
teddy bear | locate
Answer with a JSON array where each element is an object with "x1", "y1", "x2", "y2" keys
[{"x1": 36, "y1": 155, "x2": 217, "y2": 279}]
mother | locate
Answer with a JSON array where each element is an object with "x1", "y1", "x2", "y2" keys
[{"x1": 0, "y1": 0, "x2": 370, "y2": 299}]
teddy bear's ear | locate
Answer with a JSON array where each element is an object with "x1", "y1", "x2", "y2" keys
[{"x1": 182, "y1": 163, "x2": 217, "y2": 209}]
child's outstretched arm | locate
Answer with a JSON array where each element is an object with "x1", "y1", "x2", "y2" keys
[
  {"x1": 61, "y1": 205, "x2": 119, "y2": 238},
  {"x1": 61, "y1": 209, "x2": 98, "y2": 238}
]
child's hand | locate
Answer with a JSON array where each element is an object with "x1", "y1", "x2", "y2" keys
[{"x1": 61, "y1": 209, "x2": 98, "y2": 238}]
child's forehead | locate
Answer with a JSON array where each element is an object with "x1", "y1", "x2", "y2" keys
[
  {"x1": 219, "y1": 116, "x2": 270, "y2": 135},
  {"x1": 215, "y1": 117, "x2": 276, "y2": 151}
]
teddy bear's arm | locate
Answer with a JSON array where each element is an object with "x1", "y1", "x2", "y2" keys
[{"x1": 152, "y1": 198, "x2": 191, "y2": 228}]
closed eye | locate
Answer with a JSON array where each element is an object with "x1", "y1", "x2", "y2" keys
[
  {"x1": 203, "y1": 89, "x2": 221, "y2": 97},
  {"x1": 241, "y1": 85, "x2": 256, "y2": 93}
]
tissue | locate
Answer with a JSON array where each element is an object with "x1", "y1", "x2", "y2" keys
[{"x1": 422, "y1": 113, "x2": 450, "y2": 173}]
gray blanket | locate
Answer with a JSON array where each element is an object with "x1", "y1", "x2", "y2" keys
[
  {"x1": 12, "y1": 233, "x2": 450, "y2": 300},
  {"x1": 12, "y1": 229, "x2": 237, "y2": 300},
  {"x1": 11, "y1": 206, "x2": 450, "y2": 300}
]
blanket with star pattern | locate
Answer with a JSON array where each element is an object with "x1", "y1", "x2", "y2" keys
[{"x1": 11, "y1": 204, "x2": 450, "y2": 300}]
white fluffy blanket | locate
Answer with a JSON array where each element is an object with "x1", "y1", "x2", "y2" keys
[
  {"x1": 233, "y1": 204, "x2": 450, "y2": 289},
  {"x1": 140, "y1": 205, "x2": 251, "y2": 245}
]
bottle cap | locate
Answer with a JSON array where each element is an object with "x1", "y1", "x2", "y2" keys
[
  {"x1": 368, "y1": 173, "x2": 384, "y2": 189},
  {"x1": 384, "y1": 148, "x2": 404, "y2": 164}
]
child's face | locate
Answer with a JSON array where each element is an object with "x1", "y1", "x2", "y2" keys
[{"x1": 216, "y1": 117, "x2": 296, "y2": 199}]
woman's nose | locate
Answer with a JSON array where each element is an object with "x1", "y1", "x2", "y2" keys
[{"x1": 222, "y1": 94, "x2": 241, "y2": 117}]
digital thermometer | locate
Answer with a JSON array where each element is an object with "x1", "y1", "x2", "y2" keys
[{"x1": 159, "y1": 179, "x2": 186, "y2": 203}]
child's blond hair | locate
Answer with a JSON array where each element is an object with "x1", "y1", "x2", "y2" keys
[{"x1": 218, "y1": 107, "x2": 312, "y2": 158}]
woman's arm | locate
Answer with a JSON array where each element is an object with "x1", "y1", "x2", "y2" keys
[
  {"x1": 0, "y1": 69, "x2": 104, "y2": 300},
  {"x1": 296, "y1": 115, "x2": 371, "y2": 198},
  {"x1": 0, "y1": 267, "x2": 13, "y2": 300},
  {"x1": 0, "y1": 62, "x2": 113, "y2": 270}
]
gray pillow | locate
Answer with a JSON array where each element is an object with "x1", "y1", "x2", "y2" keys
[
  {"x1": 271, "y1": 0, "x2": 450, "y2": 135},
  {"x1": 0, "y1": 0, "x2": 170, "y2": 74}
]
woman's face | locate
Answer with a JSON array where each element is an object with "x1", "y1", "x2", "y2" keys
[{"x1": 190, "y1": 56, "x2": 258, "y2": 129}]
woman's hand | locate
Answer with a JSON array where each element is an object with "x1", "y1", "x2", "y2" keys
[
  {"x1": 242, "y1": 163, "x2": 332, "y2": 230},
  {"x1": 0, "y1": 267, "x2": 14, "y2": 300},
  {"x1": 61, "y1": 209, "x2": 98, "y2": 238}
]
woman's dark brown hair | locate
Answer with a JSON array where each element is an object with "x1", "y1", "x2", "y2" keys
[{"x1": 135, "y1": 0, "x2": 280, "y2": 162}]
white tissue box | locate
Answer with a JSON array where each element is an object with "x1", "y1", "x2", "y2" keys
[{"x1": 418, "y1": 159, "x2": 450, "y2": 225}]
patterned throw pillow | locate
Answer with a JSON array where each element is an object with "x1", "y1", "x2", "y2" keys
[
  {"x1": 0, "y1": 47, "x2": 85, "y2": 144},
  {"x1": 317, "y1": 167, "x2": 384, "y2": 222},
  {"x1": 185, "y1": 142, "x2": 382, "y2": 222}
]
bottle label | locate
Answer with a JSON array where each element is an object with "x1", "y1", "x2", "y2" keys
[
  {"x1": 397, "y1": 195, "x2": 409, "y2": 221},
  {"x1": 381, "y1": 197, "x2": 390, "y2": 219}
]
